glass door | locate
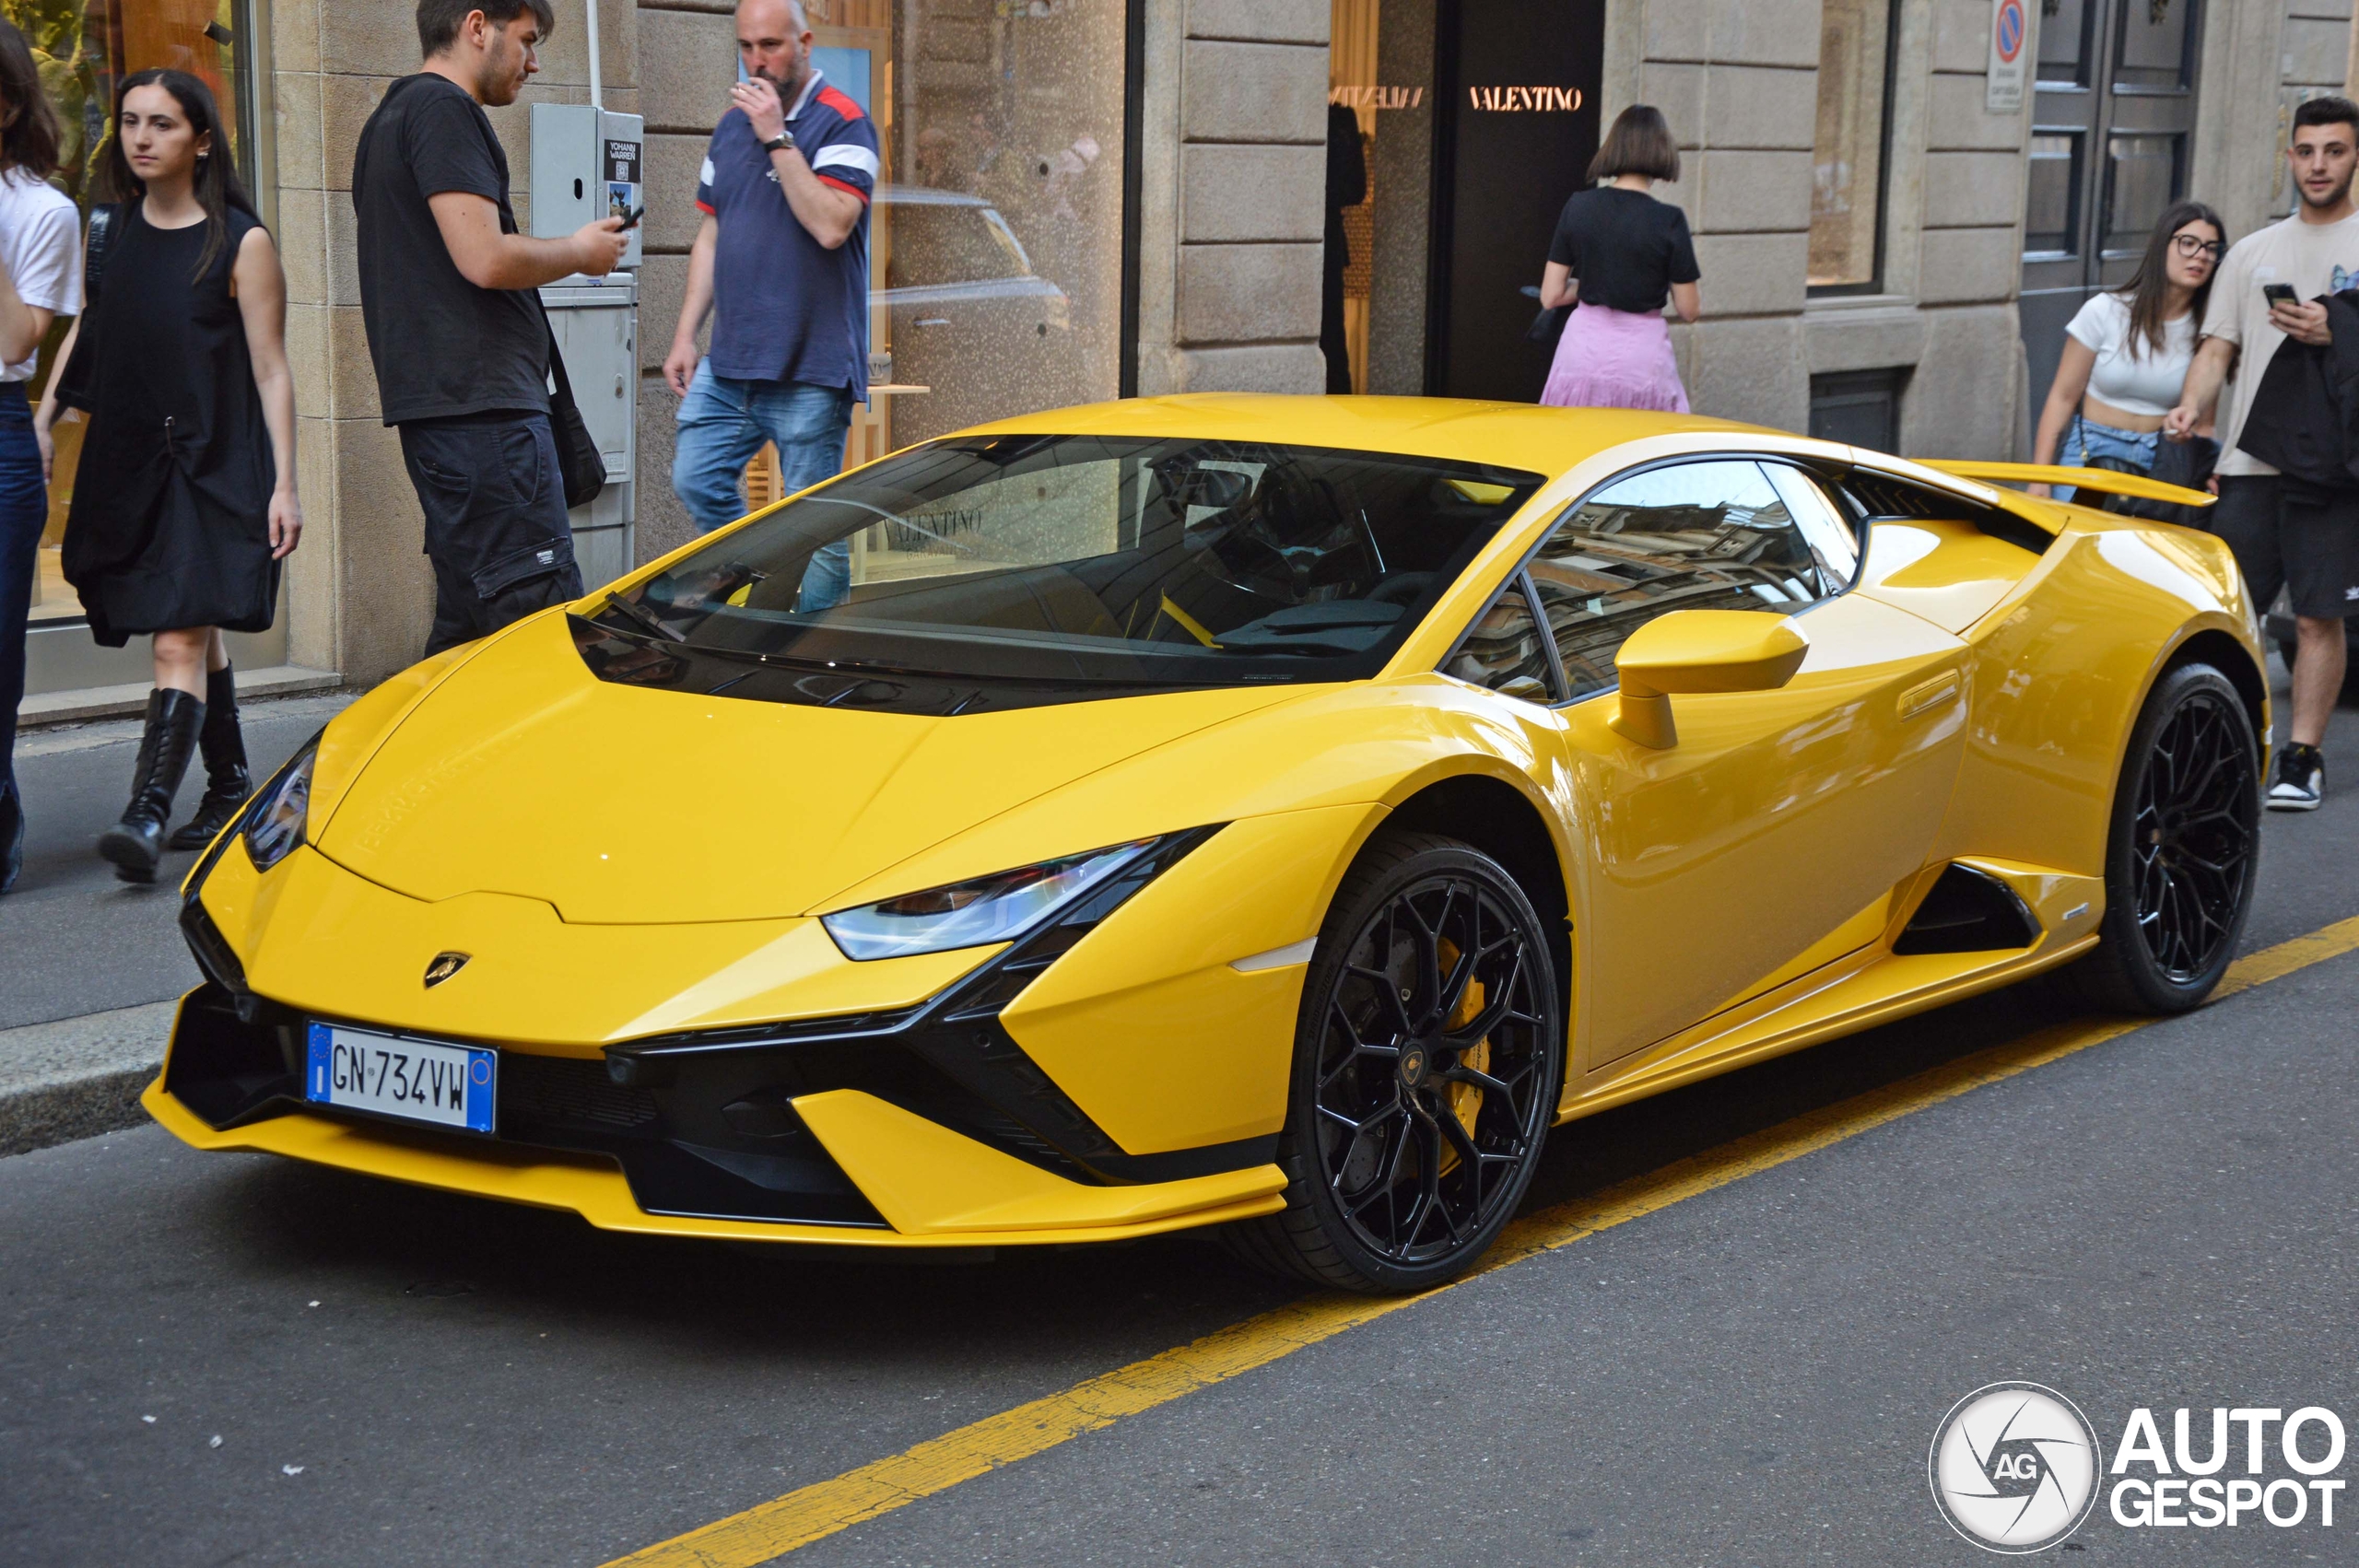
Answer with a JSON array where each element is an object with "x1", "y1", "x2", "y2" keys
[{"x1": 2018, "y1": 0, "x2": 2201, "y2": 445}]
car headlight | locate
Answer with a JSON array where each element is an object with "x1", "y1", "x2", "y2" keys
[
  {"x1": 241, "y1": 741, "x2": 317, "y2": 873},
  {"x1": 822, "y1": 839, "x2": 1160, "y2": 961}
]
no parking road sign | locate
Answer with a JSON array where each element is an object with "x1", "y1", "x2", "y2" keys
[{"x1": 1988, "y1": 0, "x2": 2029, "y2": 112}]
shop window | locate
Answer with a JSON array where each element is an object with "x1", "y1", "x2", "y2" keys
[
  {"x1": 1808, "y1": 0, "x2": 1899, "y2": 293},
  {"x1": 744, "y1": 0, "x2": 1127, "y2": 522},
  {"x1": 2023, "y1": 132, "x2": 2083, "y2": 257},
  {"x1": 2038, "y1": 0, "x2": 2094, "y2": 87},
  {"x1": 5, "y1": 0, "x2": 254, "y2": 626},
  {"x1": 1809, "y1": 367, "x2": 1908, "y2": 454},
  {"x1": 2100, "y1": 132, "x2": 2183, "y2": 257}
]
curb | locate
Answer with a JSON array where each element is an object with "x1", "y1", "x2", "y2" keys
[
  {"x1": 19, "y1": 666, "x2": 343, "y2": 731},
  {"x1": 0, "y1": 1000, "x2": 175, "y2": 1158},
  {"x1": 0, "y1": 1067, "x2": 158, "y2": 1157}
]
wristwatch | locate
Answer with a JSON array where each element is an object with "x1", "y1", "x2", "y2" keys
[{"x1": 762, "y1": 130, "x2": 795, "y2": 154}]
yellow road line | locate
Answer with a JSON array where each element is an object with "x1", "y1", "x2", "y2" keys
[{"x1": 605, "y1": 916, "x2": 2359, "y2": 1568}]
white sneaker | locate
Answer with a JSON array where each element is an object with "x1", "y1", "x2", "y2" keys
[{"x1": 2268, "y1": 744, "x2": 2325, "y2": 811}]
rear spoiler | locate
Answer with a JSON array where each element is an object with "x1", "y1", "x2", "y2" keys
[{"x1": 1915, "y1": 460, "x2": 2214, "y2": 510}]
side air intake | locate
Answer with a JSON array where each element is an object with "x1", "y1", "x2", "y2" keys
[{"x1": 1893, "y1": 864, "x2": 2042, "y2": 955}]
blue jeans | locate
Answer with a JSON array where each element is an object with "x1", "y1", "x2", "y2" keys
[
  {"x1": 672, "y1": 362, "x2": 854, "y2": 610},
  {"x1": 0, "y1": 382, "x2": 48, "y2": 820},
  {"x1": 2059, "y1": 415, "x2": 2160, "y2": 505}
]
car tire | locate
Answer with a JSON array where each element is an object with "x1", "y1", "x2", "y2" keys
[
  {"x1": 1225, "y1": 830, "x2": 1565, "y2": 1294},
  {"x1": 2064, "y1": 661, "x2": 2260, "y2": 1014}
]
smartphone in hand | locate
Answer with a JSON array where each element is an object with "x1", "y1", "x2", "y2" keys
[{"x1": 2263, "y1": 282, "x2": 2299, "y2": 307}]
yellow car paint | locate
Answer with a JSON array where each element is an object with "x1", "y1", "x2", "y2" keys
[
  {"x1": 147, "y1": 395, "x2": 2268, "y2": 1258},
  {"x1": 310, "y1": 613, "x2": 1309, "y2": 926},
  {"x1": 1565, "y1": 591, "x2": 1972, "y2": 1064},
  {"x1": 141, "y1": 1071, "x2": 1285, "y2": 1246},
  {"x1": 198, "y1": 841, "x2": 997, "y2": 1049},
  {"x1": 1916, "y1": 459, "x2": 2215, "y2": 509},
  {"x1": 1608, "y1": 609, "x2": 1812, "y2": 749},
  {"x1": 790, "y1": 1091, "x2": 1288, "y2": 1235},
  {"x1": 1001, "y1": 806, "x2": 1381, "y2": 1154}
]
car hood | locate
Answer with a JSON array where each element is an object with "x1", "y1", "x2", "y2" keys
[{"x1": 311, "y1": 614, "x2": 1305, "y2": 925}]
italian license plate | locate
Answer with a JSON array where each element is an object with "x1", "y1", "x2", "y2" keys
[{"x1": 305, "y1": 1023, "x2": 495, "y2": 1133}]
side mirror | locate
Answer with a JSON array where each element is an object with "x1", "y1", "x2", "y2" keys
[{"x1": 1608, "y1": 610, "x2": 1810, "y2": 749}]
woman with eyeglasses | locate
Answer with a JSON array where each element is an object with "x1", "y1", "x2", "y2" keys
[{"x1": 2029, "y1": 202, "x2": 2227, "y2": 501}]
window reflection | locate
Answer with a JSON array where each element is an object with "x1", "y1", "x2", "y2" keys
[
  {"x1": 1528, "y1": 462, "x2": 1827, "y2": 698},
  {"x1": 1809, "y1": 0, "x2": 1897, "y2": 290}
]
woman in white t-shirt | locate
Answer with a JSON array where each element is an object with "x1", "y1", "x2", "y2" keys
[
  {"x1": 2030, "y1": 202, "x2": 2225, "y2": 502},
  {"x1": 0, "y1": 21, "x2": 83, "y2": 893}
]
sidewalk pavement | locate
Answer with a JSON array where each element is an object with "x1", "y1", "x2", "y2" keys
[
  {"x1": 2, "y1": 690, "x2": 353, "y2": 1156},
  {"x1": 0, "y1": 1000, "x2": 175, "y2": 1156}
]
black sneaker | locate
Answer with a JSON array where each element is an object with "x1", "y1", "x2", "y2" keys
[{"x1": 2268, "y1": 743, "x2": 2325, "y2": 812}]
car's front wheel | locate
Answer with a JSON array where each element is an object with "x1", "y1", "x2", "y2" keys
[
  {"x1": 2067, "y1": 661, "x2": 2260, "y2": 1012},
  {"x1": 1227, "y1": 831, "x2": 1564, "y2": 1293}
]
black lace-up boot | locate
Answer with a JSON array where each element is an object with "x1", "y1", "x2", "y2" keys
[
  {"x1": 97, "y1": 688, "x2": 205, "y2": 883},
  {"x1": 168, "y1": 664, "x2": 251, "y2": 849}
]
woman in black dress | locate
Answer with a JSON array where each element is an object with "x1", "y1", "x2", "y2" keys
[{"x1": 36, "y1": 69, "x2": 299, "y2": 881}]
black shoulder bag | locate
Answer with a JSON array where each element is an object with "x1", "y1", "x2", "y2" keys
[
  {"x1": 52, "y1": 205, "x2": 119, "y2": 412},
  {"x1": 541, "y1": 310, "x2": 607, "y2": 510}
]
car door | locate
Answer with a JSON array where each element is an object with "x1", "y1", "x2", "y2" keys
[{"x1": 1523, "y1": 459, "x2": 1975, "y2": 1070}]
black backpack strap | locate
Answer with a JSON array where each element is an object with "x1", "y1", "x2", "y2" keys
[{"x1": 82, "y1": 204, "x2": 118, "y2": 304}]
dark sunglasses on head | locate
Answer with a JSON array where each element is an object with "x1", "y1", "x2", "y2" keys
[{"x1": 2172, "y1": 234, "x2": 2225, "y2": 259}]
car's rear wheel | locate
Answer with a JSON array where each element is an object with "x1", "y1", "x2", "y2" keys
[
  {"x1": 1226, "y1": 831, "x2": 1563, "y2": 1293},
  {"x1": 2066, "y1": 662, "x2": 2259, "y2": 1013}
]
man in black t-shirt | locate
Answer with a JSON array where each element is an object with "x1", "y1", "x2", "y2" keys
[{"x1": 353, "y1": 0, "x2": 628, "y2": 655}]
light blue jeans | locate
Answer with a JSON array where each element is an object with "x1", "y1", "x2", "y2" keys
[
  {"x1": 672, "y1": 360, "x2": 854, "y2": 610},
  {"x1": 2058, "y1": 415, "x2": 2160, "y2": 505}
]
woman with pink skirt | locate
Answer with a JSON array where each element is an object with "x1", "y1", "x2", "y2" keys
[{"x1": 1537, "y1": 105, "x2": 1702, "y2": 411}]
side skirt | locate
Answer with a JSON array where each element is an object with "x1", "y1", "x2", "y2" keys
[{"x1": 1555, "y1": 916, "x2": 2099, "y2": 1124}]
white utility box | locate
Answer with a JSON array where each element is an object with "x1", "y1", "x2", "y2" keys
[
  {"x1": 528, "y1": 103, "x2": 644, "y2": 270},
  {"x1": 541, "y1": 277, "x2": 638, "y2": 591},
  {"x1": 532, "y1": 103, "x2": 642, "y2": 588}
]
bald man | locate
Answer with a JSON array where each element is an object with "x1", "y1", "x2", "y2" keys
[{"x1": 664, "y1": 0, "x2": 878, "y2": 609}]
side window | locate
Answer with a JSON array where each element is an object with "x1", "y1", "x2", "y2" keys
[
  {"x1": 1443, "y1": 576, "x2": 1557, "y2": 703},
  {"x1": 1528, "y1": 460, "x2": 1827, "y2": 697},
  {"x1": 1761, "y1": 462, "x2": 1860, "y2": 585}
]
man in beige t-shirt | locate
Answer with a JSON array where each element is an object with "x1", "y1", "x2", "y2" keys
[{"x1": 2169, "y1": 96, "x2": 2359, "y2": 810}]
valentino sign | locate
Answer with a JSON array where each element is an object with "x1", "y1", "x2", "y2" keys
[{"x1": 1466, "y1": 85, "x2": 1585, "y2": 111}]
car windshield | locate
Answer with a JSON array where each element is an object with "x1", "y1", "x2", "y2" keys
[{"x1": 581, "y1": 435, "x2": 1540, "y2": 706}]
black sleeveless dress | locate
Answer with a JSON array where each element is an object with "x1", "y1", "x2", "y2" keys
[{"x1": 58, "y1": 203, "x2": 276, "y2": 647}]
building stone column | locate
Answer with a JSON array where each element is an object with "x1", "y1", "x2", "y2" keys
[{"x1": 1134, "y1": 0, "x2": 1331, "y2": 394}]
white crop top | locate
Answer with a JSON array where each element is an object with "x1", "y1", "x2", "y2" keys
[{"x1": 2065, "y1": 291, "x2": 2198, "y2": 418}]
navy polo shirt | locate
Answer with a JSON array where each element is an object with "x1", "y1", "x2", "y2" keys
[{"x1": 696, "y1": 70, "x2": 878, "y2": 398}]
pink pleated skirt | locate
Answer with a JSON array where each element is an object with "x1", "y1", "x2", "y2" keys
[{"x1": 1539, "y1": 303, "x2": 1689, "y2": 413}]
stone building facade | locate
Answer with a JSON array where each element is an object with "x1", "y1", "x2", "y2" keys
[{"x1": 14, "y1": 0, "x2": 2358, "y2": 704}]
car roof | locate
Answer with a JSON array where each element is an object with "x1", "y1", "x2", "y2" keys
[{"x1": 965, "y1": 394, "x2": 1808, "y2": 480}]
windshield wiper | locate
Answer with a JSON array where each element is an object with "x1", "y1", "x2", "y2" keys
[{"x1": 601, "y1": 592, "x2": 687, "y2": 643}]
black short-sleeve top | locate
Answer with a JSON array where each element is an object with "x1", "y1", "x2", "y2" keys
[{"x1": 1546, "y1": 186, "x2": 1701, "y2": 315}]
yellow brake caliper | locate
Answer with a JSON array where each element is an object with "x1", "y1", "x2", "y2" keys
[{"x1": 1433, "y1": 939, "x2": 1488, "y2": 1174}]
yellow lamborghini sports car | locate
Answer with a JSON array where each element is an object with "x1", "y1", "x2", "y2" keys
[{"x1": 147, "y1": 396, "x2": 2265, "y2": 1293}]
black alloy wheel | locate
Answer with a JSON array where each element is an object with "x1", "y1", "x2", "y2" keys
[
  {"x1": 1228, "y1": 831, "x2": 1563, "y2": 1293},
  {"x1": 2070, "y1": 662, "x2": 2260, "y2": 1012}
]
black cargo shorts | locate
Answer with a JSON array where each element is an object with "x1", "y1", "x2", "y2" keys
[{"x1": 397, "y1": 410, "x2": 584, "y2": 657}]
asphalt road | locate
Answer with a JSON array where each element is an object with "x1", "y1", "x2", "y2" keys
[
  {"x1": 1, "y1": 693, "x2": 352, "y2": 1030},
  {"x1": 4, "y1": 699, "x2": 2358, "y2": 1567}
]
